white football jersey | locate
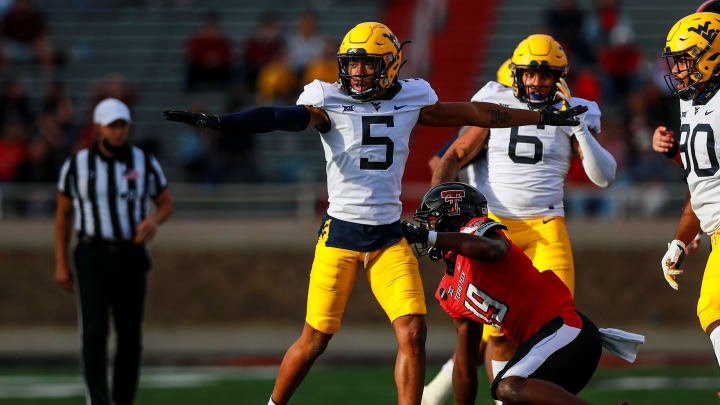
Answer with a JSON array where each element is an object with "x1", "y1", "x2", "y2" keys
[
  {"x1": 297, "y1": 79, "x2": 438, "y2": 225},
  {"x1": 468, "y1": 81, "x2": 601, "y2": 219},
  {"x1": 678, "y1": 93, "x2": 720, "y2": 234}
]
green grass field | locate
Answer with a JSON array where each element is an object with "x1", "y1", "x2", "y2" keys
[{"x1": 0, "y1": 364, "x2": 717, "y2": 404}]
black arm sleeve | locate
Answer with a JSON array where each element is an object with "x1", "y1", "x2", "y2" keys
[{"x1": 218, "y1": 105, "x2": 311, "y2": 133}]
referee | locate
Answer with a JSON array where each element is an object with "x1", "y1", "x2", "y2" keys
[{"x1": 54, "y1": 98, "x2": 173, "y2": 405}]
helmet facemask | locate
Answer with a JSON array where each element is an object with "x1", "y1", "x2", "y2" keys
[
  {"x1": 338, "y1": 54, "x2": 384, "y2": 101},
  {"x1": 663, "y1": 50, "x2": 705, "y2": 101},
  {"x1": 512, "y1": 63, "x2": 565, "y2": 108},
  {"x1": 338, "y1": 53, "x2": 396, "y2": 101}
]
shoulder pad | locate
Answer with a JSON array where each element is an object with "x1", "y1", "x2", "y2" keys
[
  {"x1": 461, "y1": 217, "x2": 508, "y2": 237},
  {"x1": 471, "y1": 81, "x2": 510, "y2": 103},
  {"x1": 296, "y1": 79, "x2": 326, "y2": 108},
  {"x1": 396, "y1": 78, "x2": 439, "y2": 107}
]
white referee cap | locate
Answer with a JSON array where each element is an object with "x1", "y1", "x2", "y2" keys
[{"x1": 93, "y1": 98, "x2": 132, "y2": 126}]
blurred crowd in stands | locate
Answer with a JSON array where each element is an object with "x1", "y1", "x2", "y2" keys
[
  {"x1": 179, "y1": 10, "x2": 338, "y2": 183},
  {"x1": 0, "y1": 3, "x2": 340, "y2": 188},
  {"x1": 542, "y1": 0, "x2": 684, "y2": 218},
  {"x1": 0, "y1": 0, "x2": 693, "y2": 218}
]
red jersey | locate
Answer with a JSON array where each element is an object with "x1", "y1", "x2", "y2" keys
[{"x1": 435, "y1": 217, "x2": 578, "y2": 345}]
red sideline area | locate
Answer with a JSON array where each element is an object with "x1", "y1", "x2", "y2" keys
[{"x1": 382, "y1": 0, "x2": 500, "y2": 213}]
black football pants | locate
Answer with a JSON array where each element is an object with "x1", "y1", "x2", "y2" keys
[
  {"x1": 74, "y1": 240, "x2": 150, "y2": 405},
  {"x1": 491, "y1": 311, "x2": 602, "y2": 399}
]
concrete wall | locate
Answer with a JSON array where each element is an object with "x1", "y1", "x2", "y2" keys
[{"x1": 1, "y1": 219, "x2": 707, "y2": 329}]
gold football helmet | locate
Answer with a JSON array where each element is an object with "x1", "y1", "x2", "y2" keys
[
  {"x1": 337, "y1": 22, "x2": 407, "y2": 101},
  {"x1": 496, "y1": 58, "x2": 513, "y2": 87},
  {"x1": 663, "y1": 12, "x2": 720, "y2": 102},
  {"x1": 509, "y1": 34, "x2": 568, "y2": 107}
]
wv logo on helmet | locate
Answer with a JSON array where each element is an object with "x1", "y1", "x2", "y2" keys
[
  {"x1": 689, "y1": 20, "x2": 719, "y2": 42},
  {"x1": 441, "y1": 190, "x2": 465, "y2": 216}
]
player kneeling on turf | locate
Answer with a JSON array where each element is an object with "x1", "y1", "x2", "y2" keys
[{"x1": 403, "y1": 182, "x2": 643, "y2": 405}]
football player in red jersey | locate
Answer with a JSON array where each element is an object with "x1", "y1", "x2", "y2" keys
[{"x1": 402, "y1": 182, "x2": 641, "y2": 404}]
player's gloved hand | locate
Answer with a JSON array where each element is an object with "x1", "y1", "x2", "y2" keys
[
  {"x1": 539, "y1": 105, "x2": 587, "y2": 127},
  {"x1": 661, "y1": 239, "x2": 686, "y2": 290},
  {"x1": 401, "y1": 220, "x2": 429, "y2": 244},
  {"x1": 163, "y1": 110, "x2": 221, "y2": 130},
  {"x1": 555, "y1": 77, "x2": 572, "y2": 111}
]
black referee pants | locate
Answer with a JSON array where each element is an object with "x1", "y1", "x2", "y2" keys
[{"x1": 74, "y1": 240, "x2": 151, "y2": 405}]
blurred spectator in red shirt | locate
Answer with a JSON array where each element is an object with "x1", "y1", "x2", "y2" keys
[
  {"x1": 0, "y1": 123, "x2": 28, "y2": 181},
  {"x1": 40, "y1": 81, "x2": 77, "y2": 161},
  {"x1": 585, "y1": 0, "x2": 632, "y2": 47},
  {"x1": 287, "y1": 11, "x2": 324, "y2": 76},
  {"x1": 0, "y1": 0, "x2": 55, "y2": 68},
  {"x1": 598, "y1": 25, "x2": 643, "y2": 104},
  {"x1": 241, "y1": 12, "x2": 284, "y2": 92},
  {"x1": 185, "y1": 11, "x2": 232, "y2": 92},
  {"x1": 570, "y1": 68, "x2": 602, "y2": 104}
]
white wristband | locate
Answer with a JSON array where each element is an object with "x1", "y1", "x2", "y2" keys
[
  {"x1": 428, "y1": 231, "x2": 438, "y2": 245},
  {"x1": 668, "y1": 239, "x2": 686, "y2": 250}
]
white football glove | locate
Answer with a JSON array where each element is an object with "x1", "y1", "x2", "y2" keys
[{"x1": 661, "y1": 240, "x2": 686, "y2": 290}]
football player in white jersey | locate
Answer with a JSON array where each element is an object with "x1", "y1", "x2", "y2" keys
[
  {"x1": 658, "y1": 11, "x2": 720, "y2": 371},
  {"x1": 650, "y1": 2, "x2": 720, "y2": 257},
  {"x1": 422, "y1": 34, "x2": 617, "y2": 405},
  {"x1": 164, "y1": 22, "x2": 586, "y2": 405}
]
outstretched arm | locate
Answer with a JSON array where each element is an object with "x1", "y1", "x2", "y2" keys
[
  {"x1": 163, "y1": 105, "x2": 329, "y2": 133},
  {"x1": 417, "y1": 101, "x2": 586, "y2": 128},
  {"x1": 432, "y1": 126, "x2": 489, "y2": 186}
]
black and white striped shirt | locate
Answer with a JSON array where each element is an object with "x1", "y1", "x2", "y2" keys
[{"x1": 57, "y1": 144, "x2": 168, "y2": 242}]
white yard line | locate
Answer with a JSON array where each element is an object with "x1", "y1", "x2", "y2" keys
[
  {"x1": 0, "y1": 369, "x2": 717, "y2": 399},
  {"x1": 587, "y1": 376, "x2": 720, "y2": 391},
  {"x1": 0, "y1": 367, "x2": 277, "y2": 399}
]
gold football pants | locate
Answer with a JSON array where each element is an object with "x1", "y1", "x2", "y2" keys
[{"x1": 306, "y1": 236, "x2": 426, "y2": 334}]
